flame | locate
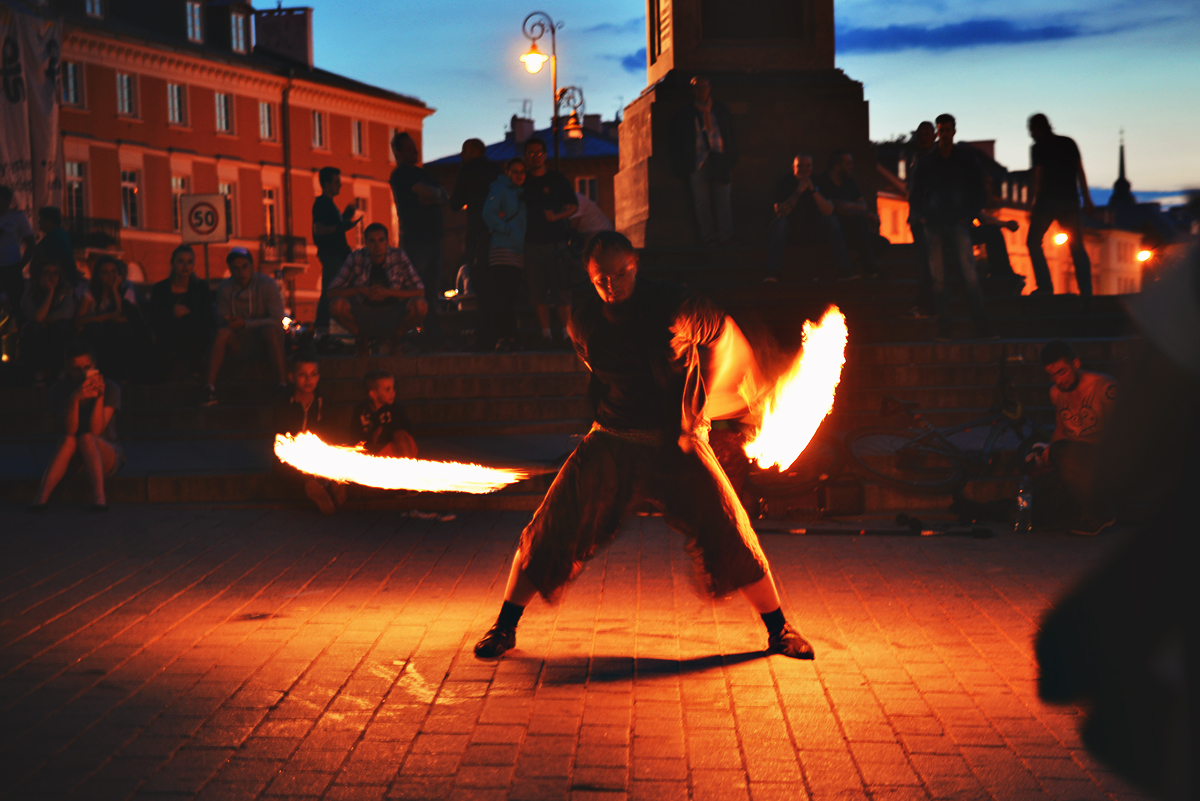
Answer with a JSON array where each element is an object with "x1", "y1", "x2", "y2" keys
[
  {"x1": 281, "y1": 316, "x2": 292, "y2": 329},
  {"x1": 743, "y1": 306, "x2": 848, "y2": 471},
  {"x1": 274, "y1": 432, "x2": 528, "y2": 494}
]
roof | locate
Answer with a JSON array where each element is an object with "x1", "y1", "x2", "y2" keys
[{"x1": 427, "y1": 126, "x2": 619, "y2": 166}]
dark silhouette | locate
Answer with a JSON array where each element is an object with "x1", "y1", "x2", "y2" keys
[
  {"x1": 20, "y1": 256, "x2": 77, "y2": 381},
  {"x1": 521, "y1": 137, "x2": 577, "y2": 344},
  {"x1": 449, "y1": 139, "x2": 502, "y2": 350},
  {"x1": 0, "y1": 185, "x2": 36, "y2": 323},
  {"x1": 904, "y1": 121, "x2": 937, "y2": 318},
  {"x1": 311, "y1": 166, "x2": 360, "y2": 334},
  {"x1": 389, "y1": 131, "x2": 447, "y2": 344},
  {"x1": 764, "y1": 153, "x2": 853, "y2": 281},
  {"x1": 1026, "y1": 113, "x2": 1095, "y2": 295},
  {"x1": 75, "y1": 254, "x2": 151, "y2": 381},
  {"x1": 149, "y1": 244, "x2": 214, "y2": 378},
  {"x1": 482, "y1": 157, "x2": 529, "y2": 351},
  {"x1": 671, "y1": 76, "x2": 736, "y2": 247},
  {"x1": 328, "y1": 223, "x2": 427, "y2": 356},
  {"x1": 814, "y1": 150, "x2": 881, "y2": 278}
]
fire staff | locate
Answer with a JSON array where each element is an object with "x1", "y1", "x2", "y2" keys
[{"x1": 474, "y1": 231, "x2": 816, "y2": 660}]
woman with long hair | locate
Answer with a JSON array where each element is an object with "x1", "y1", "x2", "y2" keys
[{"x1": 75, "y1": 255, "x2": 150, "y2": 380}]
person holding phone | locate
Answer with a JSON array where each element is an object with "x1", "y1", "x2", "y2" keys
[{"x1": 30, "y1": 340, "x2": 124, "y2": 512}]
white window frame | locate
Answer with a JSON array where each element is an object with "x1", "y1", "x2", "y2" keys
[
  {"x1": 65, "y1": 161, "x2": 87, "y2": 223},
  {"x1": 121, "y1": 170, "x2": 140, "y2": 229},
  {"x1": 85, "y1": 0, "x2": 103, "y2": 19},
  {"x1": 116, "y1": 72, "x2": 137, "y2": 117},
  {"x1": 387, "y1": 127, "x2": 397, "y2": 163},
  {"x1": 230, "y1": 12, "x2": 247, "y2": 53},
  {"x1": 218, "y1": 182, "x2": 238, "y2": 237},
  {"x1": 351, "y1": 119, "x2": 365, "y2": 156},
  {"x1": 214, "y1": 92, "x2": 233, "y2": 133},
  {"x1": 167, "y1": 83, "x2": 187, "y2": 126},
  {"x1": 62, "y1": 61, "x2": 83, "y2": 107},
  {"x1": 311, "y1": 110, "x2": 326, "y2": 149},
  {"x1": 171, "y1": 176, "x2": 189, "y2": 231},
  {"x1": 186, "y1": 2, "x2": 203, "y2": 43},
  {"x1": 575, "y1": 176, "x2": 598, "y2": 202},
  {"x1": 258, "y1": 101, "x2": 275, "y2": 141},
  {"x1": 262, "y1": 188, "x2": 278, "y2": 238}
]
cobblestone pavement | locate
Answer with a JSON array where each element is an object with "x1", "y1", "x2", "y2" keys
[{"x1": 0, "y1": 506, "x2": 1151, "y2": 801}]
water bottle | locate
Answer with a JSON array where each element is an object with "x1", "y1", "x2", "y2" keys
[{"x1": 1014, "y1": 477, "x2": 1033, "y2": 533}]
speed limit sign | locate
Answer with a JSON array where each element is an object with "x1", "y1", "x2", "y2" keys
[{"x1": 180, "y1": 194, "x2": 229, "y2": 244}]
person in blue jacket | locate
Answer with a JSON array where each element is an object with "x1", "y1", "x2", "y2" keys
[{"x1": 482, "y1": 157, "x2": 529, "y2": 351}]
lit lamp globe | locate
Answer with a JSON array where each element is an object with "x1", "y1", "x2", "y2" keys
[
  {"x1": 1053, "y1": 232, "x2": 1069, "y2": 245},
  {"x1": 520, "y1": 43, "x2": 548, "y2": 74},
  {"x1": 564, "y1": 111, "x2": 584, "y2": 139}
]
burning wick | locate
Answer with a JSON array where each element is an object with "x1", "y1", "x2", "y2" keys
[
  {"x1": 274, "y1": 432, "x2": 528, "y2": 494},
  {"x1": 743, "y1": 306, "x2": 848, "y2": 471}
]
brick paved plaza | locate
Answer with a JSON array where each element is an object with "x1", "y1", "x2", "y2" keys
[{"x1": 0, "y1": 506, "x2": 1151, "y2": 801}]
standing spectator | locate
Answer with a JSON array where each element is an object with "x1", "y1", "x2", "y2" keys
[
  {"x1": 75, "y1": 255, "x2": 150, "y2": 381},
  {"x1": 671, "y1": 76, "x2": 736, "y2": 247},
  {"x1": 390, "y1": 131, "x2": 447, "y2": 345},
  {"x1": 764, "y1": 154, "x2": 852, "y2": 282},
  {"x1": 1026, "y1": 113, "x2": 1096, "y2": 296},
  {"x1": 482, "y1": 157, "x2": 529, "y2": 351},
  {"x1": 449, "y1": 139, "x2": 502, "y2": 350},
  {"x1": 328, "y1": 223, "x2": 427, "y2": 356},
  {"x1": 522, "y1": 137, "x2": 578, "y2": 345},
  {"x1": 904, "y1": 121, "x2": 937, "y2": 318},
  {"x1": 20, "y1": 257, "x2": 77, "y2": 382},
  {"x1": 274, "y1": 353, "x2": 347, "y2": 514},
  {"x1": 200, "y1": 248, "x2": 286, "y2": 405},
  {"x1": 910, "y1": 114, "x2": 995, "y2": 340},
  {"x1": 312, "y1": 167, "x2": 361, "y2": 337},
  {"x1": 814, "y1": 151, "x2": 882, "y2": 278},
  {"x1": 0, "y1": 185, "x2": 36, "y2": 322},
  {"x1": 36, "y1": 207, "x2": 82, "y2": 289},
  {"x1": 149, "y1": 244, "x2": 214, "y2": 378},
  {"x1": 30, "y1": 340, "x2": 122, "y2": 512},
  {"x1": 351, "y1": 369, "x2": 418, "y2": 458}
]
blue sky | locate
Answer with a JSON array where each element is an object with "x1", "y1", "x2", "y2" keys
[{"x1": 306, "y1": 0, "x2": 1200, "y2": 193}]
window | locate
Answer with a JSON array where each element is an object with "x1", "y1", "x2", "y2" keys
[
  {"x1": 65, "y1": 162, "x2": 86, "y2": 223},
  {"x1": 575, "y1": 176, "x2": 597, "y2": 202},
  {"x1": 262, "y1": 188, "x2": 277, "y2": 238},
  {"x1": 167, "y1": 83, "x2": 187, "y2": 125},
  {"x1": 258, "y1": 101, "x2": 274, "y2": 140},
  {"x1": 388, "y1": 127, "x2": 397, "y2": 163},
  {"x1": 62, "y1": 62, "x2": 82, "y2": 106},
  {"x1": 219, "y1": 182, "x2": 237, "y2": 236},
  {"x1": 351, "y1": 120, "x2": 365, "y2": 156},
  {"x1": 186, "y1": 2, "x2": 203, "y2": 42},
  {"x1": 214, "y1": 92, "x2": 232, "y2": 133},
  {"x1": 85, "y1": 0, "x2": 103, "y2": 18},
  {"x1": 311, "y1": 111, "x2": 325, "y2": 149},
  {"x1": 230, "y1": 12, "x2": 247, "y2": 53},
  {"x1": 116, "y1": 73, "x2": 136, "y2": 116},
  {"x1": 353, "y1": 196, "x2": 368, "y2": 245},
  {"x1": 120, "y1": 170, "x2": 140, "y2": 228},
  {"x1": 171, "y1": 176, "x2": 188, "y2": 231}
]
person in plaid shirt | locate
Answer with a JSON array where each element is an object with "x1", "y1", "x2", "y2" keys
[{"x1": 329, "y1": 223, "x2": 427, "y2": 355}]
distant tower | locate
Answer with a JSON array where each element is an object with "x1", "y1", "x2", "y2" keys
[{"x1": 1108, "y1": 133, "x2": 1135, "y2": 208}]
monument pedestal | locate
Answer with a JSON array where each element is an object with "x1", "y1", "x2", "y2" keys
[{"x1": 615, "y1": 69, "x2": 873, "y2": 249}]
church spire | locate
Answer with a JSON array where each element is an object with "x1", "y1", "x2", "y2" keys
[{"x1": 1109, "y1": 129, "x2": 1134, "y2": 208}]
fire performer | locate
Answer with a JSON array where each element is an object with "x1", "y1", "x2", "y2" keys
[{"x1": 474, "y1": 231, "x2": 815, "y2": 660}]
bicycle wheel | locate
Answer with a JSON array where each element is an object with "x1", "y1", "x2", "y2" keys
[
  {"x1": 846, "y1": 426, "x2": 965, "y2": 491},
  {"x1": 749, "y1": 432, "x2": 845, "y2": 491}
]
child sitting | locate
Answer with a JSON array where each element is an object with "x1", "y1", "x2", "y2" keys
[
  {"x1": 352, "y1": 369, "x2": 418, "y2": 458},
  {"x1": 273, "y1": 353, "x2": 346, "y2": 514}
]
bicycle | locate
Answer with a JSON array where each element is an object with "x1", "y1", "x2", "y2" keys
[{"x1": 845, "y1": 365, "x2": 1051, "y2": 492}]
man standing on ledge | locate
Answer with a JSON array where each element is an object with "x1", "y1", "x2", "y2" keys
[
  {"x1": 474, "y1": 231, "x2": 815, "y2": 661},
  {"x1": 1026, "y1": 113, "x2": 1095, "y2": 297}
]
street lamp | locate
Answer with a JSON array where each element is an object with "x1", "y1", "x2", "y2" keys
[
  {"x1": 521, "y1": 11, "x2": 564, "y2": 169},
  {"x1": 558, "y1": 85, "x2": 585, "y2": 140}
]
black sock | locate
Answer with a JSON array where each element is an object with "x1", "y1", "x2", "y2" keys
[
  {"x1": 496, "y1": 600, "x2": 525, "y2": 630},
  {"x1": 760, "y1": 607, "x2": 787, "y2": 635}
]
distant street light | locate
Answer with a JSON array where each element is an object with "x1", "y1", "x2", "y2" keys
[
  {"x1": 558, "y1": 86, "x2": 585, "y2": 140},
  {"x1": 520, "y1": 41, "x2": 548, "y2": 74},
  {"x1": 521, "y1": 11, "x2": 564, "y2": 169},
  {"x1": 1137, "y1": 249, "x2": 1153, "y2": 262},
  {"x1": 1053, "y1": 232, "x2": 1068, "y2": 245}
]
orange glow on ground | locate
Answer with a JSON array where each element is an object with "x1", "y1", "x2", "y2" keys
[
  {"x1": 274, "y1": 432, "x2": 527, "y2": 493},
  {"x1": 743, "y1": 306, "x2": 848, "y2": 471}
]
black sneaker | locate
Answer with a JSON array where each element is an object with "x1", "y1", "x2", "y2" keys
[
  {"x1": 473, "y1": 625, "x2": 516, "y2": 659},
  {"x1": 767, "y1": 623, "x2": 815, "y2": 660},
  {"x1": 199, "y1": 385, "x2": 217, "y2": 406}
]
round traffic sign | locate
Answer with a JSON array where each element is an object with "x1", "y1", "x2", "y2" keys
[{"x1": 188, "y1": 202, "x2": 220, "y2": 236}]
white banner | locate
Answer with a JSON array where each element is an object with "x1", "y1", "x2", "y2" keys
[{"x1": 0, "y1": 2, "x2": 60, "y2": 217}]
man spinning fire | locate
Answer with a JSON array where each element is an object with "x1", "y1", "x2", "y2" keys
[{"x1": 474, "y1": 231, "x2": 815, "y2": 660}]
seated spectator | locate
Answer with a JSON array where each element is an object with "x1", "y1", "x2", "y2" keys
[
  {"x1": 149, "y1": 244, "x2": 214, "y2": 378},
  {"x1": 75, "y1": 254, "x2": 151, "y2": 381},
  {"x1": 482, "y1": 157, "x2": 528, "y2": 351},
  {"x1": 200, "y1": 247, "x2": 286, "y2": 406},
  {"x1": 20, "y1": 256, "x2": 77, "y2": 382},
  {"x1": 815, "y1": 151, "x2": 882, "y2": 278},
  {"x1": 765, "y1": 154, "x2": 855, "y2": 282},
  {"x1": 273, "y1": 353, "x2": 346, "y2": 514},
  {"x1": 352, "y1": 369, "x2": 417, "y2": 458},
  {"x1": 1028, "y1": 340, "x2": 1119, "y2": 535},
  {"x1": 328, "y1": 222, "x2": 427, "y2": 356},
  {"x1": 30, "y1": 340, "x2": 123, "y2": 512},
  {"x1": 0, "y1": 184, "x2": 35, "y2": 323},
  {"x1": 36, "y1": 206, "x2": 82, "y2": 289}
]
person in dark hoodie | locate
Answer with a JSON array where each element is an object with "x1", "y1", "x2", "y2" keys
[
  {"x1": 149, "y1": 244, "x2": 214, "y2": 378},
  {"x1": 273, "y1": 353, "x2": 346, "y2": 514}
]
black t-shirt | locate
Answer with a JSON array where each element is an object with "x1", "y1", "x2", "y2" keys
[
  {"x1": 351, "y1": 400, "x2": 412, "y2": 453},
  {"x1": 523, "y1": 169, "x2": 577, "y2": 245},
  {"x1": 389, "y1": 164, "x2": 444, "y2": 244},
  {"x1": 813, "y1": 174, "x2": 864, "y2": 205},
  {"x1": 1031, "y1": 134, "x2": 1082, "y2": 206},
  {"x1": 312, "y1": 196, "x2": 350, "y2": 260},
  {"x1": 451, "y1": 158, "x2": 503, "y2": 240},
  {"x1": 773, "y1": 174, "x2": 820, "y2": 220}
]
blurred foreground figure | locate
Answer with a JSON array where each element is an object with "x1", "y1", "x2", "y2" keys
[{"x1": 1036, "y1": 245, "x2": 1200, "y2": 799}]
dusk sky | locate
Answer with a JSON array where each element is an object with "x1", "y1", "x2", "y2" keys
[{"x1": 308, "y1": 0, "x2": 1200, "y2": 197}]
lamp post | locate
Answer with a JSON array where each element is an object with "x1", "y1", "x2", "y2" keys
[
  {"x1": 520, "y1": 11, "x2": 564, "y2": 170},
  {"x1": 558, "y1": 85, "x2": 584, "y2": 140}
]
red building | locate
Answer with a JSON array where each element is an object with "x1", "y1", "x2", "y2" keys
[{"x1": 53, "y1": 0, "x2": 431, "y2": 319}]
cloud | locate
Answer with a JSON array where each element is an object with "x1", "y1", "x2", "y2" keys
[
  {"x1": 600, "y1": 48, "x2": 647, "y2": 75},
  {"x1": 582, "y1": 17, "x2": 643, "y2": 35},
  {"x1": 838, "y1": 18, "x2": 1088, "y2": 53}
]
